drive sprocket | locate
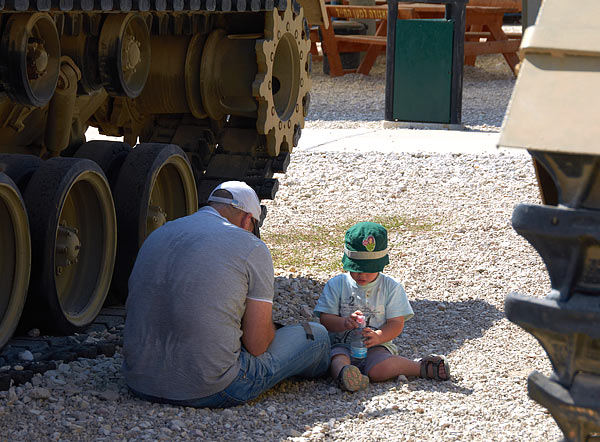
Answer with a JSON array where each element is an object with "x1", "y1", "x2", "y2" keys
[{"x1": 253, "y1": 2, "x2": 311, "y2": 156}]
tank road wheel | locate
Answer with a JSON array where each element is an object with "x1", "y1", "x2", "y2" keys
[
  {"x1": 22, "y1": 158, "x2": 117, "y2": 334},
  {"x1": 0, "y1": 154, "x2": 43, "y2": 191},
  {"x1": 0, "y1": 13, "x2": 61, "y2": 107},
  {"x1": 99, "y1": 13, "x2": 151, "y2": 98},
  {"x1": 0, "y1": 173, "x2": 31, "y2": 350},
  {"x1": 112, "y1": 143, "x2": 198, "y2": 301},
  {"x1": 199, "y1": 1, "x2": 311, "y2": 156},
  {"x1": 74, "y1": 140, "x2": 133, "y2": 189}
]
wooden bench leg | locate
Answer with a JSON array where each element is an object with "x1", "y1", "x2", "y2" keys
[
  {"x1": 487, "y1": 21, "x2": 520, "y2": 76},
  {"x1": 319, "y1": 21, "x2": 345, "y2": 77},
  {"x1": 464, "y1": 24, "x2": 482, "y2": 66},
  {"x1": 309, "y1": 27, "x2": 322, "y2": 62},
  {"x1": 356, "y1": 19, "x2": 387, "y2": 75}
]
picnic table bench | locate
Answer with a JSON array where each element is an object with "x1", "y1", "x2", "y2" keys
[{"x1": 313, "y1": 0, "x2": 522, "y2": 77}]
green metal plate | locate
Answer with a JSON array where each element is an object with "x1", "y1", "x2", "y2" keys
[{"x1": 392, "y1": 19, "x2": 454, "y2": 123}]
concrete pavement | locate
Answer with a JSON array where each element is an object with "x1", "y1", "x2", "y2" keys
[
  {"x1": 86, "y1": 126, "x2": 528, "y2": 156},
  {"x1": 296, "y1": 127, "x2": 526, "y2": 155}
]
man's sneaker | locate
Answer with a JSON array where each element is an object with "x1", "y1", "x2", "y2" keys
[{"x1": 336, "y1": 365, "x2": 369, "y2": 392}]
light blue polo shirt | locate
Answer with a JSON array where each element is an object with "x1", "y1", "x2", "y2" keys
[{"x1": 314, "y1": 273, "x2": 414, "y2": 354}]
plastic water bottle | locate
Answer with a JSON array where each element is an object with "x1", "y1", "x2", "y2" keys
[{"x1": 350, "y1": 315, "x2": 367, "y2": 363}]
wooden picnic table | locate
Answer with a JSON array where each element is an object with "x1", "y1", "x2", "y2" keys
[
  {"x1": 318, "y1": 1, "x2": 521, "y2": 77},
  {"x1": 407, "y1": 3, "x2": 521, "y2": 71}
]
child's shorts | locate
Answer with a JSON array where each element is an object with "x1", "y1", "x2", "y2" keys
[{"x1": 331, "y1": 345, "x2": 393, "y2": 376}]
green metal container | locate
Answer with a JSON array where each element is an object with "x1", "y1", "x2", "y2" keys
[{"x1": 392, "y1": 19, "x2": 454, "y2": 123}]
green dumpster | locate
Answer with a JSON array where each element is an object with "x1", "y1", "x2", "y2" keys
[
  {"x1": 392, "y1": 20, "x2": 454, "y2": 123},
  {"x1": 385, "y1": 0, "x2": 467, "y2": 127}
]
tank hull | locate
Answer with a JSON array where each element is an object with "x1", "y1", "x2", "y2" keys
[{"x1": 0, "y1": 0, "x2": 311, "y2": 346}]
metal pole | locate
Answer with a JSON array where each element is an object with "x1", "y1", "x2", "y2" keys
[
  {"x1": 446, "y1": 1, "x2": 465, "y2": 125},
  {"x1": 384, "y1": 0, "x2": 399, "y2": 121}
]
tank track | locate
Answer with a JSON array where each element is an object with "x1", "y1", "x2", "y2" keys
[
  {"x1": 0, "y1": 0, "x2": 305, "y2": 202},
  {"x1": 0, "y1": 0, "x2": 282, "y2": 14},
  {"x1": 76, "y1": 0, "x2": 304, "y2": 203}
]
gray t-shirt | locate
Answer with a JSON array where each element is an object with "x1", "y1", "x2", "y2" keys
[{"x1": 123, "y1": 206, "x2": 274, "y2": 400}]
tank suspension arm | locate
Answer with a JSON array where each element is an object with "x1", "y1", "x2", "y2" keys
[{"x1": 44, "y1": 57, "x2": 82, "y2": 156}]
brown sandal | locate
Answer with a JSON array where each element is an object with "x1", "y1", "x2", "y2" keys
[
  {"x1": 337, "y1": 365, "x2": 370, "y2": 392},
  {"x1": 419, "y1": 355, "x2": 450, "y2": 381}
]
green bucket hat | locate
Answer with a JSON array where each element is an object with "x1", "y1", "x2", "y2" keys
[{"x1": 342, "y1": 222, "x2": 389, "y2": 273}]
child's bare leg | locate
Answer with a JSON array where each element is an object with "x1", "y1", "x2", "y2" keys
[
  {"x1": 331, "y1": 354, "x2": 351, "y2": 379},
  {"x1": 368, "y1": 356, "x2": 449, "y2": 381},
  {"x1": 368, "y1": 355, "x2": 452, "y2": 382},
  {"x1": 332, "y1": 353, "x2": 370, "y2": 391},
  {"x1": 368, "y1": 355, "x2": 421, "y2": 382}
]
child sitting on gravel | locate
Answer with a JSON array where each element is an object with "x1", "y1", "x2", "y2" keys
[{"x1": 314, "y1": 222, "x2": 450, "y2": 392}]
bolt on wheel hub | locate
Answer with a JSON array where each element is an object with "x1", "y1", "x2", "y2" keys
[
  {"x1": 55, "y1": 223, "x2": 81, "y2": 273},
  {"x1": 26, "y1": 38, "x2": 49, "y2": 79}
]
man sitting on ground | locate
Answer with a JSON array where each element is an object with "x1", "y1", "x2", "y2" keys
[{"x1": 123, "y1": 181, "x2": 330, "y2": 408}]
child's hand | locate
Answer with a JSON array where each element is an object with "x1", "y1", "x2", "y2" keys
[
  {"x1": 362, "y1": 327, "x2": 383, "y2": 347},
  {"x1": 342, "y1": 316, "x2": 358, "y2": 330},
  {"x1": 349, "y1": 310, "x2": 364, "y2": 322},
  {"x1": 343, "y1": 310, "x2": 364, "y2": 330}
]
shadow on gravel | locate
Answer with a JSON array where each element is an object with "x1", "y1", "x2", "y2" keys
[
  {"x1": 245, "y1": 376, "x2": 474, "y2": 439},
  {"x1": 253, "y1": 290, "x2": 502, "y2": 434},
  {"x1": 398, "y1": 299, "x2": 505, "y2": 360}
]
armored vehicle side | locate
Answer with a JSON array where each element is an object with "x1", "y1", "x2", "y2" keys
[
  {"x1": 500, "y1": 0, "x2": 600, "y2": 439},
  {"x1": 0, "y1": 0, "x2": 312, "y2": 348}
]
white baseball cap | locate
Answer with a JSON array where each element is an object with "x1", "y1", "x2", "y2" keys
[{"x1": 207, "y1": 181, "x2": 261, "y2": 221}]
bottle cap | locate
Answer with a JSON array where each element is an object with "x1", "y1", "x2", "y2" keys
[{"x1": 357, "y1": 315, "x2": 365, "y2": 325}]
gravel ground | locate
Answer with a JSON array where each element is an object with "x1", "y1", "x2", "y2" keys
[{"x1": 0, "y1": 50, "x2": 565, "y2": 441}]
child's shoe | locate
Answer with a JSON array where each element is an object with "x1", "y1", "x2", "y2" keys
[{"x1": 336, "y1": 365, "x2": 369, "y2": 392}]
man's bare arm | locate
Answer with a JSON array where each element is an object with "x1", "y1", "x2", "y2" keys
[{"x1": 242, "y1": 299, "x2": 276, "y2": 356}]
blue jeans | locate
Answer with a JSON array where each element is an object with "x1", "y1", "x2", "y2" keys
[{"x1": 131, "y1": 322, "x2": 330, "y2": 408}]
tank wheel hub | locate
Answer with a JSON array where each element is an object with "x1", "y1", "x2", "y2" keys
[
  {"x1": 123, "y1": 34, "x2": 142, "y2": 75},
  {"x1": 0, "y1": 12, "x2": 61, "y2": 107},
  {"x1": 147, "y1": 203, "x2": 167, "y2": 232},
  {"x1": 26, "y1": 38, "x2": 49, "y2": 79},
  {"x1": 99, "y1": 13, "x2": 151, "y2": 98},
  {"x1": 55, "y1": 223, "x2": 81, "y2": 272}
]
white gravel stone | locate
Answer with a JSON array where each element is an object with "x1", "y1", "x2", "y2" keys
[
  {"x1": 29, "y1": 387, "x2": 50, "y2": 400},
  {"x1": 18, "y1": 351, "x2": 34, "y2": 362}
]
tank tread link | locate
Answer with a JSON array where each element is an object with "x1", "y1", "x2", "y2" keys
[{"x1": 0, "y1": 0, "x2": 312, "y2": 349}]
